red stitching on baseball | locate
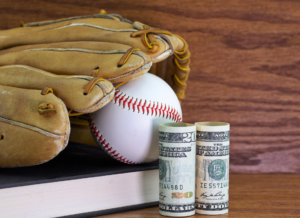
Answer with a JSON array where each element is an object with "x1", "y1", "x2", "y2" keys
[
  {"x1": 123, "y1": 96, "x2": 129, "y2": 108},
  {"x1": 150, "y1": 102, "x2": 155, "y2": 115},
  {"x1": 127, "y1": 98, "x2": 133, "y2": 110},
  {"x1": 137, "y1": 100, "x2": 142, "y2": 113},
  {"x1": 158, "y1": 104, "x2": 162, "y2": 117},
  {"x1": 163, "y1": 105, "x2": 167, "y2": 119},
  {"x1": 132, "y1": 99, "x2": 137, "y2": 112},
  {"x1": 154, "y1": 103, "x2": 158, "y2": 116},
  {"x1": 114, "y1": 91, "x2": 121, "y2": 103},
  {"x1": 142, "y1": 101, "x2": 147, "y2": 114},
  {"x1": 113, "y1": 90, "x2": 182, "y2": 122},
  {"x1": 146, "y1": 102, "x2": 151, "y2": 115},
  {"x1": 118, "y1": 94, "x2": 125, "y2": 105},
  {"x1": 88, "y1": 114, "x2": 150, "y2": 164}
]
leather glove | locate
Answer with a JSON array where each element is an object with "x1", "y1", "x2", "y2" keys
[{"x1": 0, "y1": 11, "x2": 190, "y2": 101}]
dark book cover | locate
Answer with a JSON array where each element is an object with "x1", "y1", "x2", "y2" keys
[{"x1": 0, "y1": 142, "x2": 159, "y2": 217}]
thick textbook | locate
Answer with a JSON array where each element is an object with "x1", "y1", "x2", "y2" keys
[{"x1": 0, "y1": 142, "x2": 159, "y2": 218}]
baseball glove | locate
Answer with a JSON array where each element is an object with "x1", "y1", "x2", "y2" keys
[
  {"x1": 0, "y1": 85, "x2": 70, "y2": 167},
  {"x1": 0, "y1": 10, "x2": 190, "y2": 101},
  {"x1": 0, "y1": 11, "x2": 191, "y2": 167}
]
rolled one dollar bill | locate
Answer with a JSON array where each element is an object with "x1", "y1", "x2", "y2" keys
[
  {"x1": 159, "y1": 123, "x2": 196, "y2": 217},
  {"x1": 195, "y1": 122, "x2": 230, "y2": 215}
]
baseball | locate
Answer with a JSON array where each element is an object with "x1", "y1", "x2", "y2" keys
[{"x1": 88, "y1": 73, "x2": 182, "y2": 164}]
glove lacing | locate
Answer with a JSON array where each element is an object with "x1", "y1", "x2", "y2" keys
[
  {"x1": 21, "y1": 10, "x2": 190, "y2": 101},
  {"x1": 131, "y1": 25, "x2": 190, "y2": 101},
  {"x1": 99, "y1": 10, "x2": 190, "y2": 101}
]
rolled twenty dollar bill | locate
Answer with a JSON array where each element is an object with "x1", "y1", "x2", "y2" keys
[
  {"x1": 195, "y1": 122, "x2": 230, "y2": 215},
  {"x1": 159, "y1": 123, "x2": 196, "y2": 217}
]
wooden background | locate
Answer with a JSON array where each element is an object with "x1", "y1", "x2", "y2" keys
[{"x1": 1, "y1": 0, "x2": 300, "y2": 173}]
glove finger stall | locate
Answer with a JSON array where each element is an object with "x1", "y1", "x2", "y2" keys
[
  {"x1": 0, "y1": 41, "x2": 152, "y2": 84},
  {"x1": 0, "y1": 85, "x2": 70, "y2": 167},
  {"x1": 0, "y1": 65, "x2": 115, "y2": 114}
]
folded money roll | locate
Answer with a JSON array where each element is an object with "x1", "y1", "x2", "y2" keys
[
  {"x1": 0, "y1": 65, "x2": 115, "y2": 114},
  {"x1": 195, "y1": 122, "x2": 230, "y2": 215},
  {"x1": 0, "y1": 85, "x2": 70, "y2": 167},
  {"x1": 159, "y1": 123, "x2": 196, "y2": 217},
  {"x1": 0, "y1": 42, "x2": 152, "y2": 83}
]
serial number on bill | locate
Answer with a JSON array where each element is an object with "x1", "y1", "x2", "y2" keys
[
  {"x1": 198, "y1": 181, "x2": 228, "y2": 189},
  {"x1": 160, "y1": 183, "x2": 184, "y2": 190}
]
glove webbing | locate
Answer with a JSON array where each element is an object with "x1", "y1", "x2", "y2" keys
[
  {"x1": 97, "y1": 12, "x2": 190, "y2": 101},
  {"x1": 131, "y1": 25, "x2": 190, "y2": 101},
  {"x1": 173, "y1": 34, "x2": 190, "y2": 100}
]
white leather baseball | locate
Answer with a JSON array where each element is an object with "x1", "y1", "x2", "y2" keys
[{"x1": 88, "y1": 73, "x2": 182, "y2": 164}]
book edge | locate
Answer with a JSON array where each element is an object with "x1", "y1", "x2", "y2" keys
[{"x1": 60, "y1": 202, "x2": 158, "y2": 218}]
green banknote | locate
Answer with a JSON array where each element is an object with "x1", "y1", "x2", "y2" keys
[
  {"x1": 159, "y1": 123, "x2": 196, "y2": 217},
  {"x1": 195, "y1": 122, "x2": 230, "y2": 215}
]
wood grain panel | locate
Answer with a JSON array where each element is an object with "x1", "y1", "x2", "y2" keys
[
  {"x1": 96, "y1": 174, "x2": 300, "y2": 218},
  {"x1": 1, "y1": 0, "x2": 300, "y2": 173}
]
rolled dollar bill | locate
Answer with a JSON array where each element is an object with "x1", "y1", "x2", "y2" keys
[
  {"x1": 195, "y1": 122, "x2": 230, "y2": 215},
  {"x1": 159, "y1": 123, "x2": 196, "y2": 217}
]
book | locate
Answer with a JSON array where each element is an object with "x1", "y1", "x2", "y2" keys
[{"x1": 0, "y1": 142, "x2": 159, "y2": 218}]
